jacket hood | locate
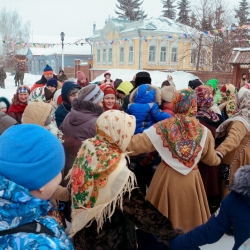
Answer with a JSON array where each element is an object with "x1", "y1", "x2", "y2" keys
[
  {"x1": 116, "y1": 81, "x2": 134, "y2": 96},
  {"x1": 61, "y1": 81, "x2": 81, "y2": 104},
  {"x1": 68, "y1": 99, "x2": 103, "y2": 126},
  {"x1": 229, "y1": 165, "x2": 250, "y2": 198},
  {"x1": 0, "y1": 97, "x2": 10, "y2": 111},
  {"x1": 23, "y1": 101, "x2": 52, "y2": 126},
  {"x1": 0, "y1": 111, "x2": 18, "y2": 135},
  {"x1": 130, "y1": 84, "x2": 161, "y2": 105}
]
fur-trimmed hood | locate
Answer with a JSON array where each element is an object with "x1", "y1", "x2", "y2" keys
[
  {"x1": 229, "y1": 165, "x2": 250, "y2": 198},
  {"x1": 129, "y1": 84, "x2": 161, "y2": 105}
]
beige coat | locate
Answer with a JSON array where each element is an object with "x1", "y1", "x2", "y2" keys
[
  {"x1": 216, "y1": 121, "x2": 250, "y2": 198},
  {"x1": 127, "y1": 130, "x2": 220, "y2": 232}
]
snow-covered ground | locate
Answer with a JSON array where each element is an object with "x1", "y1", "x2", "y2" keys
[
  {"x1": 0, "y1": 71, "x2": 235, "y2": 250},
  {"x1": 91, "y1": 69, "x2": 199, "y2": 89}
]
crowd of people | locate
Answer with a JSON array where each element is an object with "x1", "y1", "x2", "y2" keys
[{"x1": 0, "y1": 64, "x2": 250, "y2": 250}]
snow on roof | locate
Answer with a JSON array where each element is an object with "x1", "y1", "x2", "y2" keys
[
  {"x1": 118, "y1": 17, "x2": 195, "y2": 34},
  {"x1": 90, "y1": 69, "x2": 200, "y2": 89},
  {"x1": 29, "y1": 44, "x2": 91, "y2": 56},
  {"x1": 233, "y1": 47, "x2": 250, "y2": 51}
]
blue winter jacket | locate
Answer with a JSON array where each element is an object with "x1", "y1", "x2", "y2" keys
[
  {"x1": 169, "y1": 192, "x2": 250, "y2": 250},
  {"x1": 55, "y1": 81, "x2": 81, "y2": 128},
  {"x1": 127, "y1": 84, "x2": 172, "y2": 134},
  {"x1": 0, "y1": 174, "x2": 73, "y2": 249}
]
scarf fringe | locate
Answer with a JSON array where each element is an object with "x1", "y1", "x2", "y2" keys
[{"x1": 69, "y1": 171, "x2": 137, "y2": 237}]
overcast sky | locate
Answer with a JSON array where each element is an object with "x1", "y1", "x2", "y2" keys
[{"x1": 1, "y1": 0, "x2": 238, "y2": 42}]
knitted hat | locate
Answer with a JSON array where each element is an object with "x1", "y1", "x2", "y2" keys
[
  {"x1": 135, "y1": 71, "x2": 151, "y2": 88},
  {"x1": 0, "y1": 101, "x2": 7, "y2": 109},
  {"x1": 206, "y1": 79, "x2": 218, "y2": 90},
  {"x1": 161, "y1": 85, "x2": 175, "y2": 103},
  {"x1": 76, "y1": 71, "x2": 86, "y2": 81},
  {"x1": 78, "y1": 85, "x2": 104, "y2": 104},
  {"x1": 46, "y1": 78, "x2": 58, "y2": 89},
  {"x1": 104, "y1": 71, "x2": 111, "y2": 77},
  {"x1": 116, "y1": 81, "x2": 134, "y2": 96},
  {"x1": 18, "y1": 86, "x2": 30, "y2": 94},
  {"x1": 43, "y1": 64, "x2": 53, "y2": 75},
  {"x1": 188, "y1": 79, "x2": 203, "y2": 90},
  {"x1": 0, "y1": 124, "x2": 64, "y2": 190},
  {"x1": 104, "y1": 86, "x2": 116, "y2": 96}
]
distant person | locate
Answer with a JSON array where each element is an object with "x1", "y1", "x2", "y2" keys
[
  {"x1": 54, "y1": 81, "x2": 81, "y2": 128},
  {"x1": 46, "y1": 78, "x2": 58, "y2": 94},
  {"x1": 15, "y1": 68, "x2": 25, "y2": 86},
  {"x1": 103, "y1": 86, "x2": 120, "y2": 111},
  {"x1": 60, "y1": 84, "x2": 103, "y2": 141},
  {"x1": 237, "y1": 73, "x2": 247, "y2": 90},
  {"x1": 30, "y1": 64, "x2": 57, "y2": 92},
  {"x1": 57, "y1": 69, "x2": 67, "y2": 83},
  {"x1": 0, "y1": 66, "x2": 7, "y2": 89},
  {"x1": 99, "y1": 71, "x2": 114, "y2": 89},
  {"x1": 76, "y1": 71, "x2": 89, "y2": 88},
  {"x1": 8, "y1": 85, "x2": 30, "y2": 124}
]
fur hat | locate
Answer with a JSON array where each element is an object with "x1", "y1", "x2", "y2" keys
[
  {"x1": 188, "y1": 79, "x2": 203, "y2": 90},
  {"x1": 43, "y1": 64, "x2": 53, "y2": 75},
  {"x1": 229, "y1": 165, "x2": 250, "y2": 198},
  {"x1": 46, "y1": 78, "x2": 58, "y2": 88},
  {"x1": 0, "y1": 124, "x2": 64, "y2": 190},
  {"x1": 135, "y1": 71, "x2": 151, "y2": 88},
  {"x1": 78, "y1": 85, "x2": 104, "y2": 104},
  {"x1": 161, "y1": 85, "x2": 175, "y2": 103},
  {"x1": 76, "y1": 71, "x2": 86, "y2": 81}
]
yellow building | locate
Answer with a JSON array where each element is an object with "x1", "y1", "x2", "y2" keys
[{"x1": 89, "y1": 17, "x2": 211, "y2": 76}]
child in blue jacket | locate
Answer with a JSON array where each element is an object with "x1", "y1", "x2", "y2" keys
[
  {"x1": 169, "y1": 164, "x2": 250, "y2": 250},
  {"x1": 127, "y1": 84, "x2": 172, "y2": 134}
]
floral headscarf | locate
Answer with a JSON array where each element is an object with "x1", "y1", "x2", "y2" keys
[
  {"x1": 68, "y1": 110, "x2": 137, "y2": 235},
  {"x1": 145, "y1": 89, "x2": 207, "y2": 175},
  {"x1": 220, "y1": 84, "x2": 236, "y2": 117},
  {"x1": 195, "y1": 85, "x2": 220, "y2": 122},
  {"x1": 216, "y1": 87, "x2": 250, "y2": 138}
]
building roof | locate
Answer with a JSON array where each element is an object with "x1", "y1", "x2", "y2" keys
[
  {"x1": 28, "y1": 44, "x2": 91, "y2": 56},
  {"x1": 228, "y1": 48, "x2": 250, "y2": 64},
  {"x1": 89, "y1": 17, "x2": 196, "y2": 40}
]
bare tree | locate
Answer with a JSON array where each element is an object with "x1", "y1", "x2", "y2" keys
[
  {"x1": 0, "y1": 8, "x2": 31, "y2": 66},
  {"x1": 177, "y1": 0, "x2": 240, "y2": 72}
]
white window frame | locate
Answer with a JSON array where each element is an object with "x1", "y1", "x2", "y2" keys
[
  {"x1": 200, "y1": 49, "x2": 206, "y2": 66},
  {"x1": 119, "y1": 46, "x2": 124, "y2": 64},
  {"x1": 170, "y1": 42, "x2": 178, "y2": 65},
  {"x1": 102, "y1": 48, "x2": 107, "y2": 64},
  {"x1": 149, "y1": 46, "x2": 156, "y2": 62},
  {"x1": 97, "y1": 48, "x2": 101, "y2": 64},
  {"x1": 128, "y1": 46, "x2": 134, "y2": 63},
  {"x1": 148, "y1": 39, "x2": 157, "y2": 66},
  {"x1": 108, "y1": 47, "x2": 112, "y2": 64}
]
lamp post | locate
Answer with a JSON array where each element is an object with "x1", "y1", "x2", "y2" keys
[{"x1": 60, "y1": 32, "x2": 65, "y2": 70}]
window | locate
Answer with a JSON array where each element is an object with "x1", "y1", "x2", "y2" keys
[
  {"x1": 120, "y1": 47, "x2": 124, "y2": 63},
  {"x1": 171, "y1": 47, "x2": 178, "y2": 63},
  {"x1": 103, "y1": 49, "x2": 106, "y2": 63},
  {"x1": 191, "y1": 49, "x2": 196, "y2": 64},
  {"x1": 97, "y1": 49, "x2": 100, "y2": 63},
  {"x1": 160, "y1": 47, "x2": 167, "y2": 62},
  {"x1": 149, "y1": 46, "x2": 156, "y2": 62},
  {"x1": 108, "y1": 48, "x2": 112, "y2": 63},
  {"x1": 128, "y1": 46, "x2": 134, "y2": 62},
  {"x1": 200, "y1": 50, "x2": 206, "y2": 65}
]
